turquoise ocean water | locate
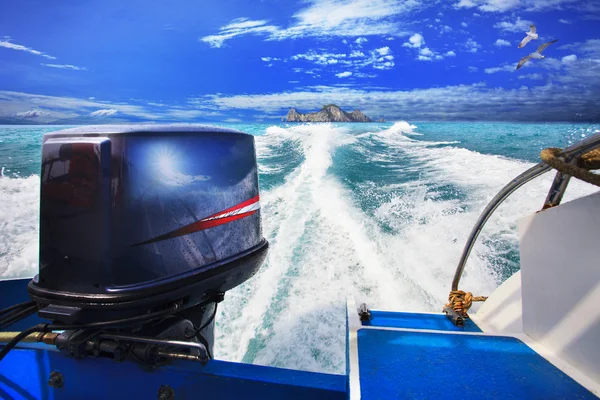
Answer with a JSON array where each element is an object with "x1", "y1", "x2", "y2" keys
[{"x1": 1, "y1": 121, "x2": 599, "y2": 373}]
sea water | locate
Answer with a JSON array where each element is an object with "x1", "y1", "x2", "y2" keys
[{"x1": 1, "y1": 122, "x2": 598, "y2": 374}]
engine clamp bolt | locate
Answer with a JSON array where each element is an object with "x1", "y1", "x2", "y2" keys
[
  {"x1": 48, "y1": 371, "x2": 64, "y2": 388},
  {"x1": 158, "y1": 385, "x2": 175, "y2": 400}
]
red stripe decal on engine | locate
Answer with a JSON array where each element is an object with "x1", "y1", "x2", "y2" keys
[{"x1": 133, "y1": 195, "x2": 260, "y2": 246}]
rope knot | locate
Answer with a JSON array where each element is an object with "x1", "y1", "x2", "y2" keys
[
  {"x1": 446, "y1": 290, "x2": 487, "y2": 319},
  {"x1": 540, "y1": 147, "x2": 600, "y2": 187}
]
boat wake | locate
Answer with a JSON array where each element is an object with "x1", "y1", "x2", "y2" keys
[{"x1": 215, "y1": 122, "x2": 597, "y2": 373}]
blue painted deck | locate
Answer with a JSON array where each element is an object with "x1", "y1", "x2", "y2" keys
[
  {"x1": 362, "y1": 310, "x2": 481, "y2": 332},
  {"x1": 357, "y1": 328, "x2": 596, "y2": 399},
  {"x1": 0, "y1": 347, "x2": 346, "y2": 399},
  {"x1": 3, "y1": 279, "x2": 597, "y2": 399}
]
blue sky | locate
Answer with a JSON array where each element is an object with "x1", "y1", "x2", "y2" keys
[{"x1": 0, "y1": 0, "x2": 599, "y2": 123}]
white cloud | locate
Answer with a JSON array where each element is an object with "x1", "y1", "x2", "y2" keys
[
  {"x1": 440, "y1": 25, "x2": 453, "y2": 33},
  {"x1": 417, "y1": 50, "x2": 436, "y2": 61},
  {"x1": 14, "y1": 109, "x2": 50, "y2": 119},
  {"x1": 0, "y1": 91, "x2": 161, "y2": 121},
  {"x1": 224, "y1": 19, "x2": 270, "y2": 30},
  {"x1": 414, "y1": 46, "x2": 451, "y2": 61},
  {"x1": 89, "y1": 109, "x2": 118, "y2": 117},
  {"x1": 335, "y1": 71, "x2": 353, "y2": 78},
  {"x1": 289, "y1": 80, "x2": 300, "y2": 83},
  {"x1": 562, "y1": 54, "x2": 577, "y2": 63},
  {"x1": 163, "y1": 109, "x2": 224, "y2": 119},
  {"x1": 456, "y1": 0, "x2": 520, "y2": 12},
  {"x1": 261, "y1": 57, "x2": 281, "y2": 62},
  {"x1": 289, "y1": 47, "x2": 395, "y2": 71},
  {"x1": 0, "y1": 91, "x2": 220, "y2": 122},
  {"x1": 558, "y1": 18, "x2": 571, "y2": 24},
  {"x1": 291, "y1": 50, "x2": 347, "y2": 65},
  {"x1": 375, "y1": 46, "x2": 391, "y2": 55},
  {"x1": 403, "y1": 33, "x2": 425, "y2": 48},
  {"x1": 494, "y1": 17, "x2": 534, "y2": 32},
  {"x1": 194, "y1": 81, "x2": 600, "y2": 121},
  {"x1": 484, "y1": 63, "x2": 515, "y2": 73},
  {"x1": 224, "y1": 118, "x2": 242, "y2": 122},
  {"x1": 518, "y1": 73, "x2": 544, "y2": 79},
  {"x1": 373, "y1": 61, "x2": 395, "y2": 69},
  {"x1": 41, "y1": 63, "x2": 87, "y2": 71},
  {"x1": 0, "y1": 37, "x2": 56, "y2": 59},
  {"x1": 578, "y1": 39, "x2": 600, "y2": 57},
  {"x1": 494, "y1": 39, "x2": 511, "y2": 47},
  {"x1": 354, "y1": 72, "x2": 377, "y2": 78},
  {"x1": 559, "y1": 39, "x2": 600, "y2": 59},
  {"x1": 455, "y1": 0, "x2": 579, "y2": 12},
  {"x1": 420, "y1": 47, "x2": 434, "y2": 57},
  {"x1": 403, "y1": 34, "x2": 452, "y2": 61},
  {"x1": 465, "y1": 38, "x2": 481, "y2": 52},
  {"x1": 461, "y1": 22, "x2": 469, "y2": 27},
  {"x1": 200, "y1": 19, "x2": 278, "y2": 48},
  {"x1": 355, "y1": 37, "x2": 368, "y2": 45},
  {"x1": 468, "y1": 66, "x2": 479, "y2": 72},
  {"x1": 200, "y1": 0, "x2": 419, "y2": 47}
]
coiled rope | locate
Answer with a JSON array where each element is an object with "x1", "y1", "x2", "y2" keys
[
  {"x1": 540, "y1": 147, "x2": 600, "y2": 187},
  {"x1": 445, "y1": 290, "x2": 487, "y2": 319}
]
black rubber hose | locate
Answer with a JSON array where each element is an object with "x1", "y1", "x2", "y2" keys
[
  {"x1": 185, "y1": 303, "x2": 218, "y2": 359},
  {"x1": 0, "y1": 301, "x2": 36, "y2": 317},
  {"x1": 48, "y1": 304, "x2": 179, "y2": 330},
  {"x1": 197, "y1": 303, "x2": 218, "y2": 334},
  {"x1": 0, "y1": 305, "x2": 38, "y2": 330}
]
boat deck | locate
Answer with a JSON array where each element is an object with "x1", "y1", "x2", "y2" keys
[
  {"x1": 1, "y1": 279, "x2": 598, "y2": 399},
  {"x1": 350, "y1": 308, "x2": 597, "y2": 399}
]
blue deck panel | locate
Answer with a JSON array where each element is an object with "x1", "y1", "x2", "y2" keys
[
  {"x1": 357, "y1": 328, "x2": 596, "y2": 399},
  {"x1": 363, "y1": 311, "x2": 481, "y2": 332},
  {"x1": 0, "y1": 348, "x2": 346, "y2": 399}
]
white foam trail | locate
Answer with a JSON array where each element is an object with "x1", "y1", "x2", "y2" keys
[
  {"x1": 215, "y1": 124, "x2": 367, "y2": 367},
  {"x1": 216, "y1": 121, "x2": 599, "y2": 374},
  {"x1": 366, "y1": 123, "x2": 598, "y2": 305},
  {"x1": 215, "y1": 123, "x2": 475, "y2": 373},
  {"x1": 0, "y1": 175, "x2": 40, "y2": 278},
  {"x1": 388, "y1": 120, "x2": 421, "y2": 135}
]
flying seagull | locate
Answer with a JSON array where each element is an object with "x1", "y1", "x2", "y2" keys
[
  {"x1": 518, "y1": 24, "x2": 538, "y2": 48},
  {"x1": 516, "y1": 39, "x2": 558, "y2": 70}
]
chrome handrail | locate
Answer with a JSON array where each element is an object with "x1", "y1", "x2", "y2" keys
[{"x1": 452, "y1": 132, "x2": 600, "y2": 291}]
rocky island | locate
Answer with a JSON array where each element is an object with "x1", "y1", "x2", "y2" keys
[{"x1": 285, "y1": 104, "x2": 378, "y2": 123}]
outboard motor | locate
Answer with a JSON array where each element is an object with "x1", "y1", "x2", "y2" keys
[{"x1": 22, "y1": 125, "x2": 268, "y2": 365}]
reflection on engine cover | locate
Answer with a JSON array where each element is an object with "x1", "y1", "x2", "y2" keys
[{"x1": 35, "y1": 126, "x2": 264, "y2": 300}]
